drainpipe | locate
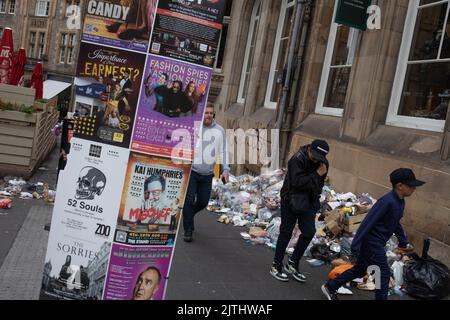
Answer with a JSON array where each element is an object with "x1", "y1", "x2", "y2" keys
[
  {"x1": 280, "y1": 1, "x2": 312, "y2": 166},
  {"x1": 274, "y1": 0, "x2": 310, "y2": 169}
]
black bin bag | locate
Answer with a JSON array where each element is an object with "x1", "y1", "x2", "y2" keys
[{"x1": 403, "y1": 239, "x2": 450, "y2": 300}]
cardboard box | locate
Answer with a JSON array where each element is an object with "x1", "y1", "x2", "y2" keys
[{"x1": 344, "y1": 213, "x2": 368, "y2": 233}]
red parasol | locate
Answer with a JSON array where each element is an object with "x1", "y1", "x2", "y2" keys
[
  {"x1": 29, "y1": 62, "x2": 44, "y2": 100},
  {"x1": 0, "y1": 27, "x2": 15, "y2": 84},
  {"x1": 9, "y1": 47, "x2": 27, "y2": 86}
]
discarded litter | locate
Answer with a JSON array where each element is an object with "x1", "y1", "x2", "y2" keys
[
  {"x1": 306, "y1": 259, "x2": 325, "y2": 267},
  {"x1": 0, "y1": 198, "x2": 13, "y2": 209},
  {"x1": 20, "y1": 192, "x2": 33, "y2": 199}
]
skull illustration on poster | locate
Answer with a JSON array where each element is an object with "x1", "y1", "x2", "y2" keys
[{"x1": 75, "y1": 167, "x2": 107, "y2": 200}]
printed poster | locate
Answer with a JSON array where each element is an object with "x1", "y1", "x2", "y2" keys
[
  {"x1": 82, "y1": 0, "x2": 158, "y2": 53},
  {"x1": 149, "y1": 0, "x2": 226, "y2": 67},
  {"x1": 103, "y1": 244, "x2": 172, "y2": 300},
  {"x1": 40, "y1": 139, "x2": 129, "y2": 300},
  {"x1": 74, "y1": 42, "x2": 146, "y2": 148},
  {"x1": 114, "y1": 152, "x2": 191, "y2": 246},
  {"x1": 131, "y1": 54, "x2": 211, "y2": 160}
]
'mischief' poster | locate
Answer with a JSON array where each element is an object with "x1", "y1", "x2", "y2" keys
[{"x1": 114, "y1": 152, "x2": 191, "y2": 246}]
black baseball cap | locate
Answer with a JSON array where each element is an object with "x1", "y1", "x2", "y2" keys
[
  {"x1": 390, "y1": 168, "x2": 425, "y2": 187},
  {"x1": 310, "y1": 140, "x2": 330, "y2": 162}
]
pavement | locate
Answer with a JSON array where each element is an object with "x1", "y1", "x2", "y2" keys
[{"x1": 0, "y1": 143, "x2": 412, "y2": 300}]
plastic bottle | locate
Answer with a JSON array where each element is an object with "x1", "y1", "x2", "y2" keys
[
  {"x1": 43, "y1": 183, "x2": 49, "y2": 202},
  {"x1": 392, "y1": 260, "x2": 404, "y2": 287}
]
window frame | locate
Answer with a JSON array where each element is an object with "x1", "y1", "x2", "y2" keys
[
  {"x1": 8, "y1": 0, "x2": 15, "y2": 14},
  {"x1": 315, "y1": 2, "x2": 360, "y2": 117},
  {"x1": 264, "y1": 0, "x2": 296, "y2": 109},
  {"x1": 387, "y1": 0, "x2": 449, "y2": 132},
  {"x1": 0, "y1": 0, "x2": 6, "y2": 13},
  {"x1": 35, "y1": 0, "x2": 50, "y2": 17},
  {"x1": 237, "y1": 0, "x2": 262, "y2": 104}
]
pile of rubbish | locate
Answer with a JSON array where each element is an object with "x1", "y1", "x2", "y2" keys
[
  {"x1": 0, "y1": 175, "x2": 56, "y2": 210},
  {"x1": 207, "y1": 170, "x2": 450, "y2": 299}
]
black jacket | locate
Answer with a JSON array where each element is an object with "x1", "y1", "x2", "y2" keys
[{"x1": 280, "y1": 145, "x2": 329, "y2": 212}]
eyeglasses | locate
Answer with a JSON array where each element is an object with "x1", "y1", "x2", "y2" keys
[{"x1": 145, "y1": 190, "x2": 163, "y2": 197}]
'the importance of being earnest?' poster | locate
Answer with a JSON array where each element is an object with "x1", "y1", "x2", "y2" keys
[
  {"x1": 114, "y1": 152, "x2": 191, "y2": 246},
  {"x1": 40, "y1": 139, "x2": 129, "y2": 300},
  {"x1": 149, "y1": 0, "x2": 226, "y2": 67},
  {"x1": 74, "y1": 42, "x2": 146, "y2": 148},
  {"x1": 82, "y1": 0, "x2": 158, "y2": 53},
  {"x1": 131, "y1": 54, "x2": 211, "y2": 160}
]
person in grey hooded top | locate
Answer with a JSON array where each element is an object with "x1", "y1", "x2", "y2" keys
[{"x1": 183, "y1": 103, "x2": 230, "y2": 242}]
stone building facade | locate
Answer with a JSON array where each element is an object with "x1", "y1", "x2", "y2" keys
[
  {"x1": 0, "y1": 0, "x2": 84, "y2": 82},
  {"x1": 215, "y1": 0, "x2": 450, "y2": 261}
]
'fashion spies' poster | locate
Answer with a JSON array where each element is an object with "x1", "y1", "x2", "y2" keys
[{"x1": 131, "y1": 54, "x2": 211, "y2": 160}]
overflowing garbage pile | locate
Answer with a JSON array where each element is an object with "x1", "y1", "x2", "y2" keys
[
  {"x1": 207, "y1": 170, "x2": 450, "y2": 299},
  {"x1": 0, "y1": 175, "x2": 56, "y2": 210}
]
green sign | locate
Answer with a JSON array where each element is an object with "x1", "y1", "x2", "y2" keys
[{"x1": 335, "y1": 0, "x2": 372, "y2": 31}]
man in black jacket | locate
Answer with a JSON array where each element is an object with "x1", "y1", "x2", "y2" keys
[{"x1": 270, "y1": 140, "x2": 330, "y2": 282}]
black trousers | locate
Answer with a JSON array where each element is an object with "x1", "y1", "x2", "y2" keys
[
  {"x1": 182, "y1": 171, "x2": 214, "y2": 232},
  {"x1": 274, "y1": 201, "x2": 316, "y2": 266}
]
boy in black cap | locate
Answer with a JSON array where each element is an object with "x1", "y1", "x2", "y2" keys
[
  {"x1": 270, "y1": 140, "x2": 330, "y2": 282},
  {"x1": 321, "y1": 168, "x2": 425, "y2": 300}
]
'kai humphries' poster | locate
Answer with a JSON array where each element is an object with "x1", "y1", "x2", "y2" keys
[
  {"x1": 40, "y1": 139, "x2": 129, "y2": 300},
  {"x1": 82, "y1": 0, "x2": 158, "y2": 53},
  {"x1": 74, "y1": 42, "x2": 146, "y2": 148},
  {"x1": 114, "y1": 152, "x2": 191, "y2": 246},
  {"x1": 150, "y1": 0, "x2": 226, "y2": 67},
  {"x1": 131, "y1": 54, "x2": 211, "y2": 160},
  {"x1": 103, "y1": 244, "x2": 172, "y2": 300}
]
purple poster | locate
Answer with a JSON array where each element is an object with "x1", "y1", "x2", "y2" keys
[
  {"x1": 103, "y1": 244, "x2": 172, "y2": 300},
  {"x1": 131, "y1": 54, "x2": 212, "y2": 160}
]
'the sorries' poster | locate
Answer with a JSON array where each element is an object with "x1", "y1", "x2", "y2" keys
[
  {"x1": 131, "y1": 54, "x2": 212, "y2": 160},
  {"x1": 103, "y1": 244, "x2": 172, "y2": 300},
  {"x1": 149, "y1": 0, "x2": 226, "y2": 67},
  {"x1": 114, "y1": 152, "x2": 191, "y2": 246},
  {"x1": 82, "y1": 0, "x2": 158, "y2": 53},
  {"x1": 74, "y1": 42, "x2": 146, "y2": 148}
]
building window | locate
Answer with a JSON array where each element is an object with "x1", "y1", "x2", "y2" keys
[
  {"x1": 8, "y1": 0, "x2": 15, "y2": 14},
  {"x1": 237, "y1": 0, "x2": 261, "y2": 103},
  {"x1": 214, "y1": 0, "x2": 233, "y2": 72},
  {"x1": 387, "y1": 0, "x2": 450, "y2": 132},
  {"x1": 316, "y1": 3, "x2": 360, "y2": 117},
  {"x1": 36, "y1": 0, "x2": 50, "y2": 17},
  {"x1": 59, "y1": 33, "x2": 76, "y2": 64},
  {"x1": 265, "y1": 0, "x2": 295, "y2": 109},
  {"x1": 29, "y1": 32, "x2": 36, "y2": 58},
  {"x1": 0, "y1": 0, "x2": 6, "y2": 13},
  {"x1": 38, "y1": 32, "x2": 46, "y2": 59}
]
